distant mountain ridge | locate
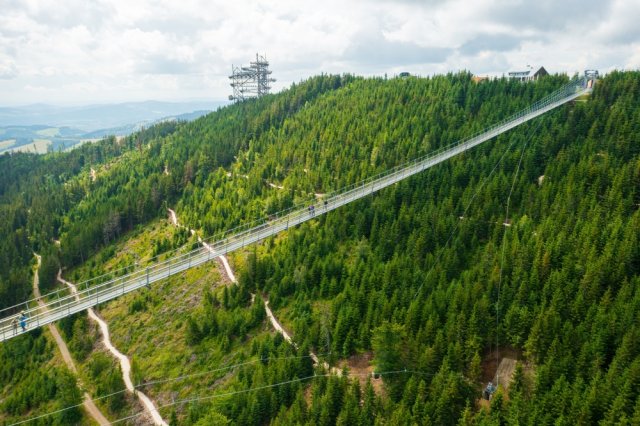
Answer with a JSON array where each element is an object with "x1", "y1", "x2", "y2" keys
[
  {"x1": 0, "y1": 100, "x2": 226, "y2": 131},
  {"x1": 0, "y1": 102, "x2": 223, "y2": 154}
]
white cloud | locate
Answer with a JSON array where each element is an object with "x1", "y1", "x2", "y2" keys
[
  {"x1": 0, "y1": 0, "x2": 637, "y2": 105},
  {"x1": 0, "y1": 60, "x2": 18, "y2": 79}
]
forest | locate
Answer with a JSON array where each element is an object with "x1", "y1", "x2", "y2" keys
[{"x1": 0, "y1": 70, "x2": 638, "y2": 425}]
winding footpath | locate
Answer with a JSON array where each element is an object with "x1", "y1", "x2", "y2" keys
[
  {"x1": 168, "y1": 208, "x2": 236, "y2": 285},
  {"x1": 262, "y1": 299, "x2": 333, "y2": 372},
  {"x1": 32, "y1": 255, "x2": 110, "y2": 426},
  {"x1": 263, "y1": 300, "x2": 294, "y2": 346},
  {"x1": 168, "y1": 209, "x2": 331, "y2": 372},
  {"x1": 57, "y1": 271, "x2": 168, "y2": 426},
  {"x1": 266, "y1": 181, "x2": 284, "y2": 190}
]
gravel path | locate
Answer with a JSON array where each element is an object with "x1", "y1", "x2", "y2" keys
[
  {"x1": 32, "y1": 255, "x2": 110, "y2": 426},
  {"x1": 58, "y1": 271, "x2": 168, "y2": 426}
]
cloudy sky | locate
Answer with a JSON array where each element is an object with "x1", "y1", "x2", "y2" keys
[{"x1": 1, "y1": 0, "x2": 638, "y2": 106}]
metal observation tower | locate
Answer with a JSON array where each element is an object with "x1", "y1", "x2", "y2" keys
[{"x1": 229, "y1": 54, "x2": 276, "y2": 101}]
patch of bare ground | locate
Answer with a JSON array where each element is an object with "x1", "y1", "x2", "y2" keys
[
  {"x1": 480, "y1": 347, "x2": 521, "y2": 386},
  {"x1": 495, "y1": 358, "x2": 517, "y2": 389},
  {"x1": 337, "y1": 352, "x2": 384, "y2": 397},
  {"x1": 304, "y1": 352, "x2": 385, "y2": 407},
  {"x1": 215, "y1": 257, "x2": 235, "y2": 286},
  {"x1": 304, "y1": 384, "x2": 314, "y2": 406},
  {"x1": 478, "y1": 347, "x2": 534, "y2": 408}
]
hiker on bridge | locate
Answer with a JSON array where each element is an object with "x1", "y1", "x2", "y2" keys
[
  {"x1": 11, "y1": 317, "x2": 18, "y2": 335},
  {"x1": 19, "y1": 311, "x2": 27, "y2": 332}
]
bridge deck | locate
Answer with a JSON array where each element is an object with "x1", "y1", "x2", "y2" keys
[{"x1": 0, "y1": 79, "x2": 591, "y2": 342}]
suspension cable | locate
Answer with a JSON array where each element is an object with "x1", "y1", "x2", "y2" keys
[
  {"x1": 7, "y1": 351, "x2": 326, "y2": 426},
  {"x1": 110, "y1": 369, "x2": 432, "y2": 425},
  {"x1": 494, "y1": 120, "x2": 540, "y2": 386},
  {"x1": 0, "y1": 76, "x2": 586, "y2": 318},
  {"x1": 412, "y1": 121, "x2": 538, "y2": 300}
]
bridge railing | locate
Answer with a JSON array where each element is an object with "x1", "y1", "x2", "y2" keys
[
  {"x1": 0, "y1": 76, "x2": 588, "y2": 321},
  {"x1": 0, "y1": 77, "x2": 590, "y2": 342}
]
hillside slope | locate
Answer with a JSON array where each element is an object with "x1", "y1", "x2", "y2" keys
[{"x1": 1, "y1": 71, "x2": 639, "y2": 425}]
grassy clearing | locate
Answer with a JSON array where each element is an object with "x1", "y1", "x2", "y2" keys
[
  {"x1": 67, "y1": 219, "x2": 196, "y2": 285},
  {"x1": 63, "y1": 216, "x2": 283, "y2": 422},
  {"x1": 35, "y1": 127, "x2": 59, "y2": 138},
  {"x1": 60, "y1": 218, "x2": 204, "y2": 420},
  {"x1": 7, "y1": 139, "x2": 52, "y2": 154},
  {"x1": 65, "y1": 139, "x2": 99, "y2": 152},
  {"x1": 0, "y1": 139, "x2": 15, "y2": 151}
]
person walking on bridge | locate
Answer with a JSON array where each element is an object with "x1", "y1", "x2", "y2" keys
[
  {"x1": 19, "y1": 311, "x2": 27, "y2": 332},
  {"x1": 11, "y1": 317, "x2": 18, "y2": 335}
]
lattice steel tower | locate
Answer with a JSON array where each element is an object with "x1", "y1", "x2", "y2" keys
[{"x1": 229, "y1": 54, "x2": 276, "y2": 101}]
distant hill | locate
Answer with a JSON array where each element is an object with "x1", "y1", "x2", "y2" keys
[
  {"x1": 80, "y1": 109, "x2": 213, "y2": 139},
  {"x1": 0, "y1": 100, "x2": 226, "y2": 131},
  {"x1": 0, "y1": 105, "x2": 218, "y2": 154}
]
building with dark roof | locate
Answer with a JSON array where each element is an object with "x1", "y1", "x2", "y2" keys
[{"x1": 508, "y1": 66, "x2": 548, "y2": 82}]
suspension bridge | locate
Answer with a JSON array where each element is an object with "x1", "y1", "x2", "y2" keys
[{"x1": 0, "y1": 75, "x2": 595, "y2": 342}]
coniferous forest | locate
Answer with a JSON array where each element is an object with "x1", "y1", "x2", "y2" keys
[{"x1": 0, "y1": 71, "x2": 639, "y2": 425}]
